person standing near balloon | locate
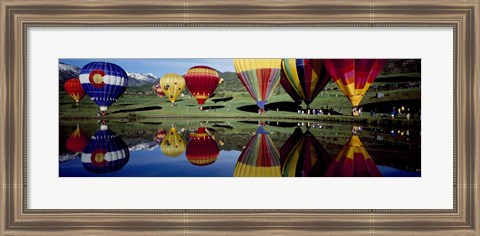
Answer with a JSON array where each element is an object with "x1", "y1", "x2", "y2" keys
[{"x1": 79, "y1": 61, "x2": 128, "y2": 116}]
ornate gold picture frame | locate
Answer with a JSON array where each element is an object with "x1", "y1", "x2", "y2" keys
[{"x1": 1, "y1": 0, "x2": 478, "y2": 234}]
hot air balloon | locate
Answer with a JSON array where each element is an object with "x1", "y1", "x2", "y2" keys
[
  {"x1": 81, "y1": 124, "x2": 130, "y2": 174},
  {"x1": 234, "y1": 125, "x2": 281, "y2": 177},
  {"x1": 64, "y1": 78, "x2": 86, "y2": 106},
  {"x1": 280, "y1": 128, "x2": 331, "y2": 177},
  {"x1": 79, "y1": 61, "x2": 128, "y2": 115},
  {"x1": 279, "y1": 72, "x2": 302, "y2": 106},
  {"x1": 159, "y1": 73, "x2": 185, "y2": 105},
  {"x1": 65, "y1": 124, "x2": 89, "y2": 153},
  {"x1": 281, "y1": 59, "x2": 331, "y2": 110},
  {"x1": 184, "y1": 66, "x2": 222, "y2": 110},
  {"x1": 152, "y1": 83, "x2": 165, "y2": 98},
  {"x1": 323, "y1": 59, "x2": 387, "y2": 116},
  {"x1": 160, "y1": 127, "x2": 186, "y2": 157},
  {"x1": 186, "y1": 127, "x2": 220, "y2": 166},
  {"x1": 154, "y1": 128, "x2": 166, "y2": 143},
  {"x1": 234, "y1": 59, "x2": 282, "y2": 114},
  {"x1": 324, "y1": 134, "x2": 381, "y2": 177}
]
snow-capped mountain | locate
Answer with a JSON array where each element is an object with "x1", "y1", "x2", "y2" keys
[
  {"x1": 58, "y1": 62, "x2": 159, "y2": 87},
  {"x1": 59, "y1": 62, "x2": 81, "y2": 85},
  {"x1": 124, "y1": 138, "x2": 158, "y2": 151},
  {"x1": 126, "y1": 71, "x2": 159, "y2": 86}
]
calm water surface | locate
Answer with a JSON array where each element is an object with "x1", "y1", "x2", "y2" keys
[{"x1": 59, "y1": 120, "x2": 420, "y2": 177}]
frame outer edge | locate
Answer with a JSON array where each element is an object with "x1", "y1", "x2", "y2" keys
[{"x1": 0, "y1": 0, "x2": 479, "y2": 235}]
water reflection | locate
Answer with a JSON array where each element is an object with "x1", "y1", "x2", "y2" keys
[
  {"x1": 280, "y1": 128, "x2": 331, "y2": 177},
  {"x1": 325, "y1": 135, "x2": 381, "y2": 177},
  {"x1": 81, "y1": 124, "x2": 130, "y2": 174},
  {"x1": 160, "y1": 127, "x2": 185, "y2": 157},
  {"x1": 186, "y1": 127, "x2": 220, "y2": 166},
  {"x1": 234, "y1": 125, "x2": 281, "y2": 177},
  {"x1": 66, "y1": 125, "x2": 89, "y2": 153},
  {"x1": 59, "y1": 120, "x2": 421, "y2": 177}
]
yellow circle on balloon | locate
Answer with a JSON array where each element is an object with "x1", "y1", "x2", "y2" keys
[
  {"x1": 92, "y1": 73, "x2": 104, "y2": 84},
  {"x1": 94, "y1": 153, "x2": 105, "y2": 163}
]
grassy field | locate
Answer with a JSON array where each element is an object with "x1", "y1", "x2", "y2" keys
[{"x1": 60, "y1": 84, "x2": 420, "y2": 126}]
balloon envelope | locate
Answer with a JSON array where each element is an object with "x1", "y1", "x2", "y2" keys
[
  {"x1": 79, "y1": 62, "x2": 128, "y2": 111},
  {"x1": 186, "y1": 127, "x2": 220, "y2": 166},
  {"x1": 184, "y1": 66, "x2": 221, "y2": 106},
  {"x1": 159, "y1": 73, "x2": 185, "y2": 103},
  {"x1": 281, "y1": 59, "x2": 331, "y2": 106},
  {"x1": 152, "y1": 83, "x2": 165, "y2": 98},
  {"x1": 280, "y1": 128, "x2": 331, "y2": 177},
  {"x1": 81, "y1": 125, "x2": 130, "y2": 174},
  {"x1": 66, "y1": 126, "x2": 89, "y2": 153},
  {"x1": 234, "y1": 59, "x2": 282, "y2": 110},
  {"x1": 160, "y1": 127, "x2": 186, "y2": 157},
  {"x1": 279, "y1": 72, "x2": 302, "y2": 102},
  {"x1": 154, "y1": 128, "x2": 166, "y2": 143},
  {"x1": 323, "y1": 59, "x2": 387, "y2": 108},
  {"x1": 234, "y1": 126, "x2": 281, "y2": 177},
  {"x1": 64, "y1": 78, "x2": 86, "y2": 103},
  {"x1": 324, "y1": 135, "x2": 381, "y2": 177}
]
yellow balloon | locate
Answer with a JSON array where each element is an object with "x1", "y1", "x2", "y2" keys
[
  {"x1": 160, "y1": 127, "x2": 186, "y2": 157},
  {"x1": 159, "y1": 73, "x2": 185, "y2": 103}
]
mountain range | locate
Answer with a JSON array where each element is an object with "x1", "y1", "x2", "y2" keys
[{"x1": 59, "y1": 62, "x2": 159, "y2": 87}]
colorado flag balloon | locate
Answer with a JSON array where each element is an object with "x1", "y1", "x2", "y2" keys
[
  {"x1": 79, "y1": 62, "x2": 128, "y2": 112},
  {"x1": 81, "y1": 124, "x2": 130, "y2": 174},
  {"x1": 234, "y1": 59, "x2": 282, "y2": 113}
]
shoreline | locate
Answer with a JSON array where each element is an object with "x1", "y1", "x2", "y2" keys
[{"x1": 59, "y1": 115, "x2": 421, "y2": 127}]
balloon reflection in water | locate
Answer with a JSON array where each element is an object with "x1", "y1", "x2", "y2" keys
[
  {"x1": 280, "y1": 128, "x2": 331, "y2": 177},
  {"x1": 186, "y1": 127, "x2": 220, "y2": 166},
  {"x1": 234, "y1": 126, "x2": 281, "y2": 177},
  {"x1": 324, "y1": 135, "x2": 381, "y2": 177},
  {"x1": 154, "y1": 128, "x2": 166, "y2": 143},
  {"x1": 81, "y1": 124, "x2": 130, "y2": 174},
  {"x1": 66, "y1": 125, "x2": 89, "y2": 153},
  {"x1": 160, "y1": 127, "x2": 186, "y2": 157}
]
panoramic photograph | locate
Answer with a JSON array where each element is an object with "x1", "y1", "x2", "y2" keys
[{"x1": 59, "y1": 58, "x2": 421, "y2": 177}]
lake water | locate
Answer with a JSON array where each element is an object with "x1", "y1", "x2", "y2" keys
[{"x1": 59, "y1": 120, "x2": 421, "y2": 177}]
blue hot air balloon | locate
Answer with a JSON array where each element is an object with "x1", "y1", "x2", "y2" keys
[
  {"x1": 79, "y1": 61, "x2": 128, "y2": 115},
  {"x1": 81, "y1": 124, "x2": 130, "y2": 174}
]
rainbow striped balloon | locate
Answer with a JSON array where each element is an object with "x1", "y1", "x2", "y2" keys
[
  {"x1": 323, "y1": 59, "x2": 386, "y2": 109},
  {"x1": 324, "y1": 135, "x2": 381, "y2": 177},
  {"x1": 234, "y1": 59, "x2": 282, "y2": 112},
  {"x1": 281, "y1": 59, "x2": 331, "y2": 108},
  {"x1": 234, "y1": 126, "x2": 281, "y2": 177}
]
